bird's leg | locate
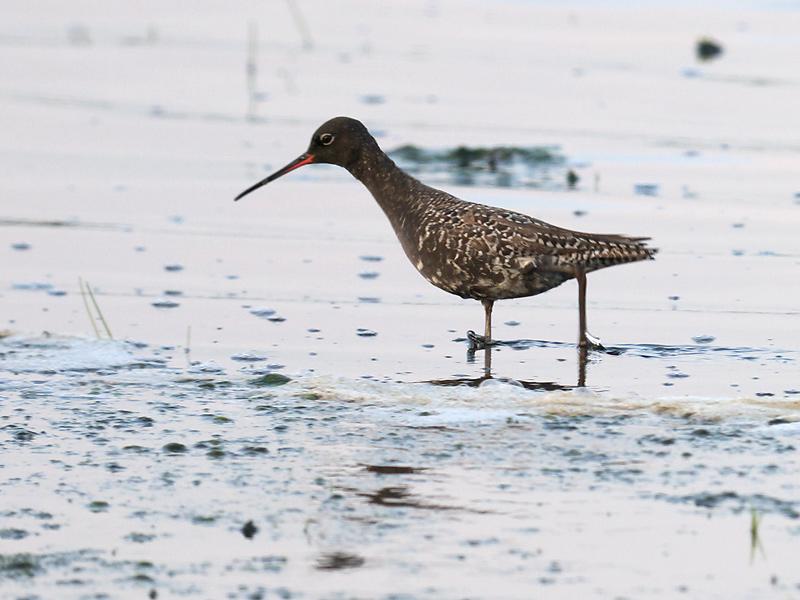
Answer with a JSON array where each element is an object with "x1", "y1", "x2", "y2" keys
[
  {"x1": 576, "y1": 268, "x2": 604, "y2": 350},
  {"x1": 577, "y1": 268, "x2": 587, "y2": 347},
  {"x1": 577, "y1": 344, "x2": 588, "y2": 387},
  {"x1": 482, "y1": 299, "x2": 494, "y2": 343},
  {"x1": 484, "y1": 344, "x2": 493, "y2": 375},
  {"x1": 466, "y1": 300, "x2": 495, "y2": 351}
]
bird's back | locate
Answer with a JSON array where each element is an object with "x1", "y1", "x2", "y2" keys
[
  {"x1": 351, "y1": 147, "x2": 655, "y2": 302},
  {"x1": 400, "y1": 186, "x2": 656, "y2": 301}
]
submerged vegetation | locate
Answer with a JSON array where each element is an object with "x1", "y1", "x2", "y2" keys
[{"x1": 388, "y1": 144, "x2": 570, "y2": 189}]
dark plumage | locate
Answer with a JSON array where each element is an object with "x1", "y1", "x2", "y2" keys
[{"x1": 235, "y1": 117, "x2": 656, "y2": 348}]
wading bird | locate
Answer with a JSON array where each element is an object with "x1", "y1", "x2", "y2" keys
[{"x1": 235, "y1": 117, "x2": 655, "y2": 349}]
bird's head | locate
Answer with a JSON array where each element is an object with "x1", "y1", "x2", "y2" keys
[{"x1": 234, "y1": 116, "x2": 376, "y2": 201}]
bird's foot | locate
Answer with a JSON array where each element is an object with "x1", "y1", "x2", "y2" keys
[
  {"x1": 466, "y1": 330, "x2": 494, "y2": 351},
  {"x1": 579, "y1": 331, "x2": 605, "y2": 351}
]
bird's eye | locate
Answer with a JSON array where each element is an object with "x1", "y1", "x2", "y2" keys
[{"x1": 320, "y1": 133, "x2": 335, "y2": 146}]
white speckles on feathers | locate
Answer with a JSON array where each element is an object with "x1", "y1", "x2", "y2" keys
[{"x1": 357, "y1": 151, "x2": 656, "y2": 301}]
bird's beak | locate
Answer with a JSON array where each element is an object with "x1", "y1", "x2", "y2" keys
[{"x1": 234, "y1": 152, "x2": 316, "y2": 201}]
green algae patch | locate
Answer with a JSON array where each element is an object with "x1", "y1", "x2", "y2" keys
[
  {"x1": 192, "y1": 515, "x2": 216, "y2": 525},
  {"x1": 162, "y1": 442, "x2": 188, "y2": 453},
  {"x1": 389, "y1": 144, "x2": 568, "y2": 189},
  {"x1": 206, "y1": 448, "x2": 226, "y2": 459},
  {"x1": 249, "y1": 373, "x2": 292, "y2": 387},
  {"x1": 0, "y1": 553, "x2": 41, "y2": 577},
  {"x1": 88, "y1": 500, "x2": 110, "y2": 513}
]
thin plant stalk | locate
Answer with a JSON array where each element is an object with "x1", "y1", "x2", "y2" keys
[
  {"x1": 79, "y1": 277, "x2": 101, "y2": 338},
  {"x1": 86, "y1": 280, "x2": 113, "y2": 339},
  {"x1": 78, "y1": 277, "x2": 114, "y2": 340}
]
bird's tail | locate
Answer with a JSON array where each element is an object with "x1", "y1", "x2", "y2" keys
[{"x1": 577, "y1": 234, "x2": 657, "y2": 271}]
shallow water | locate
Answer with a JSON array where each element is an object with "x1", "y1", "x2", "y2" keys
[
  {"x1": 1, "y1": 335, "x2": 799, "y2": 599},
  {"x1": 3, "y1": 0, "x2": 800, "y2": 597}
]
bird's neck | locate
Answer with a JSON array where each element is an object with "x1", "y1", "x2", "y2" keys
[{"x1": 347, "y1": 147, "x2": 421, "y2": 230}]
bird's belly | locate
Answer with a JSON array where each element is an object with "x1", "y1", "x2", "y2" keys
[{"x1": 411, "y1": 251, "x2": 569, "y2": 300}]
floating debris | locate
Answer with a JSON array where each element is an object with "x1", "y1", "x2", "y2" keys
[
  {"x1": 241, "y1": 520, "x2": 258, "y2": 539},
  {"x1": 164, "y1": 264, "x2": 184, "y2": 272},
  {"x1": 692, "y1": 335, "x2": 716, "y2": 344},
  {"x1": 566, "y1": 169, "x2": 579, "y2": 189},
  {"x1": 267, "y1": 316, "x2": 286, "y2": 323},
  {"x1": 163, "y1": 289, "x2": 183, "y2": 296},
  {"x1": 47, "y1": 289, "x2": 67, "y2": 297},
  {"x1": 316, "y1": 552, "x2": 365, "y2": 571},
  {"x1": 249, "y1": 307, "x2": 276, "y2": 318},
  {"x1": 357, "y1": 297, "x2": 381, "y2": 303},
  {"x1": 696, "y1": 37, "x2": 723, "y2": 62},
  {"x1": 11, "y1": 242, "x2": 31, "y2": 251},
  {"x1": 356, "y1": 328, "x2": 377, "y2": 337},
  {"x1": 358, "y1": 271, "x2": 380, "y2": 280},
  {"x1": 359, "y1": 255, "x2": 383, "y2": 262},
  {"x1": 364, "y1": 465, "x2": 426, "y2": 475},
  {"x1": 504, "y1": 320, "x2": 521, "y2": 327},
  {"x1": 151, "y1": 298, "x2": 179, "y2": 309}
]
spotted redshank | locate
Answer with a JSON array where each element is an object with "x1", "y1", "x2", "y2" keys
[{"x1": 235, "y1": 117, "x2": 656, "y2": 349}]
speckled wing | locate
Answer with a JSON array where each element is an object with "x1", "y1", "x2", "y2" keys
[
  {"x1": 507, "y1": 213, "x2": 656, "y2": 273},
  {"x1": 461, "y1": 203, "x2": 657, "y2": 275}
]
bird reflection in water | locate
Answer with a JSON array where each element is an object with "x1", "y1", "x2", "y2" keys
[{"x1": 428, "y1": 337, "x2": 590, "y2": 390}]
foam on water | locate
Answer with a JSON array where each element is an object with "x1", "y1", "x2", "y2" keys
[{"x1": 291, "y1": 375, "x2": 800, "y2": 422}]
